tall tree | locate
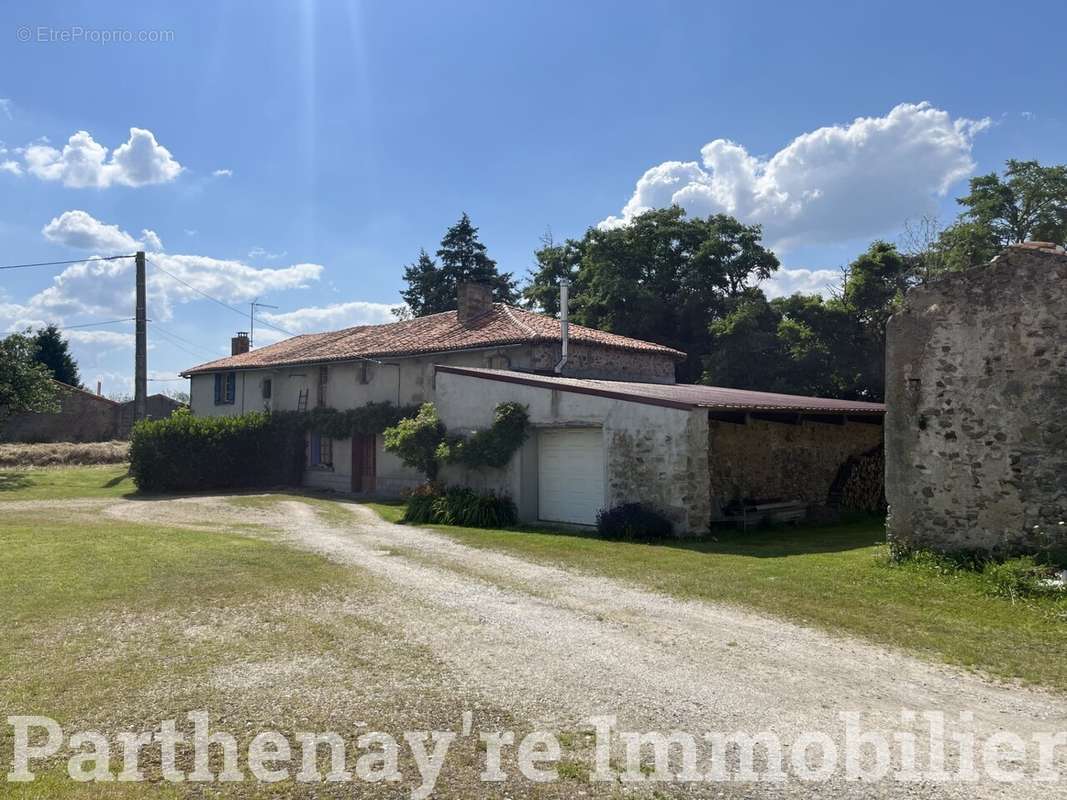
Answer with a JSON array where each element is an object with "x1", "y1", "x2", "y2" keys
[
  {"x1": 396, "y1": 249, "x2": 447, "y2": 319},
  {"x1": 704, "y1": 290, "x2": 876, "y2": 400},
  {"x1": 936, "y1": 159, "x2": 1067, "y2": 270},
  {"x1": 0, "y1": 332, "x2": 60, "y2": 425},
  {"x1": 397, "y1": 214, "x2": 517, "y2": 317},
  {"x1": 524, "y1": 207, "x2": 779, "y2": 382},
  {"x1": 32, "y1": 324, "x2": 81, "y2": 387}
]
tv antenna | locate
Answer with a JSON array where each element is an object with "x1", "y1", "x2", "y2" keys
[{"x1": 249, "y1": 298, "x2": 279, "y2": 348}]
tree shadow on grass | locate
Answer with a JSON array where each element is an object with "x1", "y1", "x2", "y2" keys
[
  {"x1": 103, "y1": 471, "x2": 132, "y2": 488},
  {"x1": 454, "y1": 513, "x2": 887, "y2": 558},
  {"x1": 0, "y1": 472, "x2": 32, "y2": 492}
]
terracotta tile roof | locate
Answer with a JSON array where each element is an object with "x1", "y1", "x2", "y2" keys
[
  {"x1": 436, "y1": 366, "x2": 886, "y2": 415},
  {"x1": 182, "y1": 304, "x2": 685, "y2": 376}
]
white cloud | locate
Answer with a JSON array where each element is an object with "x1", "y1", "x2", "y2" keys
[
  {"x1": 141, "y1": 229, "x2": 164, "y2": 251},
  {"x1": 22, "y1": 127, "x2": 182, "y2": 188},
  {"x1": 65, "y1": 329, "x2": 135, "y2": 349},
  {"x1": 2, "y1": 213, "x2": 324, "y2": 336},
  {"x1": 42, "y1": 210, "x2": 163, "y2": 253},
  {"x1": 248, "y1": 246, "x2": 288, "y2": 261},
  {"x1": 261, "y1": 300, "x2": 398, "y2": 334},
  {"x1": 0, "y1": 141, "x2": 21, "y2": 175},
  {"x1": 601, "y1": 102, "x2": 990, "y2": 251},
  {"x1": 760, "y1": 267, "x2": 841, "y2": 299},
  {"x1": 212, "y1": 168, "x2": 233, "y2": 177}
]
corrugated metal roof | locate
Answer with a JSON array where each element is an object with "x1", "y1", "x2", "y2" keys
[
  {"x1": 182, "y1": 304, "x2": 685, "y2": 376},
  {"x1": 435, "y1": 366, "x2": 886, "y2": 414}
]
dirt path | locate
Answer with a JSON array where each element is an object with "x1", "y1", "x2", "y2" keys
[{"x1": 103, "y1": 494, "x2": 1067, "y2": 799}]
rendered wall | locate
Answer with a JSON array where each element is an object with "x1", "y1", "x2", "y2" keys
[{"x1": 434, "y1": 371, "x2": 710, "y2": 534}]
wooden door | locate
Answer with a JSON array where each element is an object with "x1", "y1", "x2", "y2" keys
[{"x1": 351, "y1": 434, "x2": 377, "y2": 493}]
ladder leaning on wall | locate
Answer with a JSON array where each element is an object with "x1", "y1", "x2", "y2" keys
[{"x1": 296, "y1": 387, "x2": 309, "y2": 412}]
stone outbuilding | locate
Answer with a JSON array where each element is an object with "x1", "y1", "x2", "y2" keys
[
  {"x1": 434, "y1": 366, "x2": 885, "y2": 534},
  {"x1": 0, "y1": 381, "x2": 185, "y2": 443},
  {"x1": 885, "y1": 243, "x2": 1067, "y2": 555}
]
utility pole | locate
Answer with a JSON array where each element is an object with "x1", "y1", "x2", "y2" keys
[
  {"x1": 249, "y1": 298, "x2": 278, "y2": 348},
  {"x1": 134, "y1": 251, "x2": 147, "y2": 422}
]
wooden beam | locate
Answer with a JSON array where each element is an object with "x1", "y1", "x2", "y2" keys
[
  {"x1": 801, "y1": 414, "x2": 846, "y2": 425},
  {"x1": 750, "y1": 412, "x2": 801, "y2": 425},
  {"x1": 708, "y1": 411, "x2": 748, "y2": 425},
  {"x1": 847, "y1": 414, "x2": 884, "y2": 425}
]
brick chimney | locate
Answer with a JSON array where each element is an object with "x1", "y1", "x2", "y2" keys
[
  {"x1": 231, "y1": 331, "x2": 250, "y2": 355},
  {"x1": 457, "y1": 282, "x2": 493, "y2": 325}
]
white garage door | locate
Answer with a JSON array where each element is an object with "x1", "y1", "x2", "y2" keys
[{"x1": 538, "y1": 428, "x2": 605, "y2": 525}]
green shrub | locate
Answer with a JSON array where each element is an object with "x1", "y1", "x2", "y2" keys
[
  {"x1": 129, "y1": 408, "x2": 303, "y2": 493},
  {"x1": 441, "y1": 402, "x2": 530, "y2": 469},
  {"x1": 596, "y1": 503, "x2": 674, "y2": 542},
  {"x1": 401, "y1": 484, "x2": 517, "y2": 528},
  {"x1": 982, "y1": 557, "x2": 1061, "y2": 601},
  {"x1": 383, "y1": 403, "x2": 447, "y2": 479}
]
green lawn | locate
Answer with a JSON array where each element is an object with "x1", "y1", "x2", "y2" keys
[
  {"x1": 368, "y1": 502, "x2": 1067, "y2": 691},
  {"x1": 0, "y1": 464, "x2": 135, "y2": 501}
]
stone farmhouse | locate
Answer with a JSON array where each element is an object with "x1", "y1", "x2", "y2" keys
[
  {"x1": 886, "y1": 242, "x2": 1067, "y2": 555},
  {"x1": 183, "y1": 283, "x2": 885, "y2": 533}
]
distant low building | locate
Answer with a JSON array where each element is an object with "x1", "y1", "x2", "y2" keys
[{"x1": 0, "y1": 381, "x2": 185, "y2": 443}]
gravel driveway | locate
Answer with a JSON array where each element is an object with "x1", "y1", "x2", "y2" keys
[{"x1": 101, "y1": 494, "x2": 1067, "y2": 799}]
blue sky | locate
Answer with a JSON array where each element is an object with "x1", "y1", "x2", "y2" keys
[{"x1": 1, "y1": 0, "x2": 1065, "y2": 395}]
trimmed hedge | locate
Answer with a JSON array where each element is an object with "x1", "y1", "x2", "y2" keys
[
  {"x1": 129, "y1": 409, "x2": 304, "y2": 492},
  {"x1": 596, "y1": 502, "x2": 674, "y2": 542}
]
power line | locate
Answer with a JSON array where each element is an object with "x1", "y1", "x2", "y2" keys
[
  {"x1": 151, "y1": 324, "x2": 221, "y2": 361},
  {"x1": 61, "y1": 317, "x2": 136, "y2": 329},
  {"x1": 0, "y1": 254, "x2": 135, "y2": 271},
  {"x1": 151, "y1": 319, "x2": 225, "y2": 356},
  {"x1": 252, "y1": 313, "x2": 298, "y2": 338},
  {"x1": 145, "y1": 256, "x2": 298, "y2": 340}
]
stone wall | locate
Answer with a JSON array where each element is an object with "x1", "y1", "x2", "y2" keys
[
  {"x1": 885, "y1": 244, "x2": 1067, "y2": 555},
  {"x1": 1, "y1": 383, "x2": 120, "y2": 443},
  {"x1": 530, "y1": 342, "x2": 677, "y2": 384},
  {"x1": 707, "y1": 417, "x2": 883, "y2": 515}
]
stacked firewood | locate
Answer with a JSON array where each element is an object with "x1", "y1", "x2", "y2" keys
[{"x1": 837, "y1": 446, "x2": 886, "y2": 513}]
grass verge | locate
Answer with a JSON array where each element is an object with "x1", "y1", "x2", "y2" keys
[
  {"x1": 366, "y1": 503, "x2": 1067, "y2": 691},
  {"x1": 0, "y1": 464, "x2": 135, "y2": 501}
]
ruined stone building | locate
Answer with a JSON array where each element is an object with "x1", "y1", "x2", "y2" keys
[{"x1": 885, "y1": 243, "x2": 1067, "y2": 555}]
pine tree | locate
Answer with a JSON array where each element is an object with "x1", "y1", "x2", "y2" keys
[
  {"x1": 397, "y1": 213, "x2": 517, "y2": 317},
  {"x1": 397, "y1": 249, "x2": 448, "y2": 318},
  {"x1": 32, "y1": 324, "x2": 81, "y2": 387}
]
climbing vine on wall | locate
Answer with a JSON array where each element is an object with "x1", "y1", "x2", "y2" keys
[
  {"x1": 438, "y1": 402, "x2": 530, "y2": 469},
  {"x1": 382, "y1": 401, "x2": 530, "y2": 478},
  {"x1": 278, "y1": 402, "x2": 421, "y2": 439}
]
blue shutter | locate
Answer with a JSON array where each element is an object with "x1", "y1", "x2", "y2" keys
[
  {"x1": 225, "y1": 372, "x2": 236, "y2": 404},
  {"x1": 310, "y1": 433, "x2": 321, "y2": 466},
  {"x1": 214, "y1": 374, "x2": 222, "y2": 404}
]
